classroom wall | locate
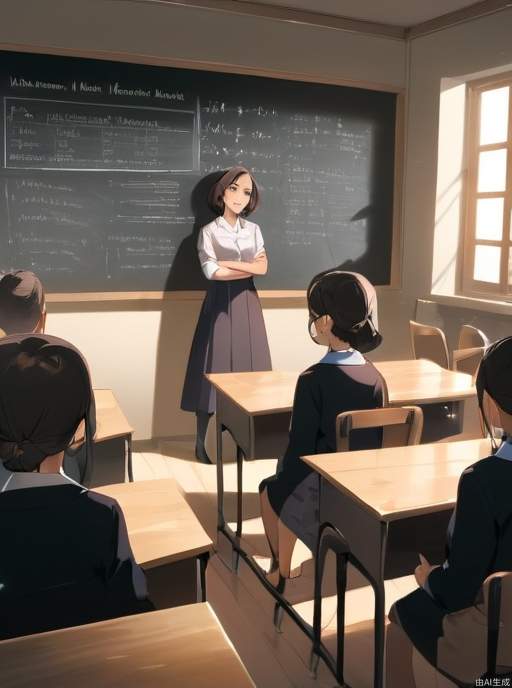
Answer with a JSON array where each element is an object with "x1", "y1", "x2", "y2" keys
[
  {"x1": 0, "y1": 0, "x2": 406, "y2": 439},
  {"x1": 404, "y1": 8, "x2": 512, "y2": 352}
]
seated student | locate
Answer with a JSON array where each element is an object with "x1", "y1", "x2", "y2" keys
[
  {"x1": 0, "y1": 270, "x2": 94, "y2": 481},
  {"x1": 0, "y1": 270, "x2": 46, "y2": 334},
  {"x1": 0, "y1": 333, "x2": 153, "y2": 640},
  {"x1": 259, "y1": 270, "x2": 385, "y2": 583},
  {"x1": 387, "y1": 337, "x2": 512, "y2": 686}
]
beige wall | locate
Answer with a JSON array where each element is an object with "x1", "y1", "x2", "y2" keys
[
  {"x1": 405, "y1": 8, "x2": 512, "y2": 353},
  {"x1": 1, "y1": 0, "x2": 407, "y2": 439}
]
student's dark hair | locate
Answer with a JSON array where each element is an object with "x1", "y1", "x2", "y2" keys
[
  {"x1": 208, "y1": 166, "x2": 259, "y2": 216},
  {"x1": 476, "y1": 336, "x2": 512, "y2": 448},
  {"x1": 0, "y1": 334, "x2": 93, "y2": 473},
  {"x1": 0, "y1": 271, "x2": 45, "y2": 334},
  {"x1": 307, "y1": 270, "x2": 382, "y2": 353}
]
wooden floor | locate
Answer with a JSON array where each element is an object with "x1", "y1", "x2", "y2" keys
[
  {"x1": 128, "y1": 438, "x2": 442, "y2": 688},
  {"x1": 126, "y1": 398, "x2": 486, "y2": 687}
]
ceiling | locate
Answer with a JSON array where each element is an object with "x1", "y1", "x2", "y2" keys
[{"x1": 233, "y1": 0, "x2": 498, "y2": 28}]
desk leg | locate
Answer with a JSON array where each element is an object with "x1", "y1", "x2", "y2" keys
[
  {"x1": 127, "y1": 434, "x2": 133, "y2": 483},
  {"x1": 375, "y1": 528, "x2": 387, "y2": 688},
  {"x1": 216, "y1": 416, "x2": 225, "y2": 531},
  {"x1": 320, "y1": 478, "x2": 388, "y2": 688},
  {"x1": 197, "y1": 552, "x2": 209, "y2": 602},
  {"x1": 233, "y1": 445, "x2": 245, "y2": 572}
]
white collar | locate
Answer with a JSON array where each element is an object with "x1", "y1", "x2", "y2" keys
[
  {"x1": 216, "y1": 216, "x2": 243, "y2": 233},
  {"x1": 0, "y1": 462, "x2": 86, "y2": 493},
  {"x1": 495, "y1": 437, "x2": 512, "y2": 462},
  {"x1": 318, "y1": 349, "x2": 365, "y2": 366}
]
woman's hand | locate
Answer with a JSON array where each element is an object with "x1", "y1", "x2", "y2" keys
[{"x1": 414, "y1": 553, "x2": 438, "y2": 588}]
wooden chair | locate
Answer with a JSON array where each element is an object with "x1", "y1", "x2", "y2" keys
[
  {"x1": 458, "y1": 324, "x2": 489, "y2": 350},
  {"x1": 312, "y1": 533, "x2": 512, "y2": 688},
  {"x1": 433, "y1": 571, "x2": 512, "y2": 686},
  {"x1": 272, "y1": 404, "x2": 422, "y2": 627},
  {"x1": 410, "y1": 320, "x2": 450, "y2": 369},
  {"x1": 452, "y1": 346, "x2": 485, "y2": 378},
  {"x1": 336, "y1": 405, "x2": 424, "y2": 451}
]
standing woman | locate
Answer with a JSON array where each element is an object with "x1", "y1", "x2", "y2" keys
[{"x1": 181, "y1": 167, "x2": 272, "y2": 463}]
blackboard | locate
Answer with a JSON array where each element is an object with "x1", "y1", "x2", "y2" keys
[{"x1": 0, "y1": 50, "x2": 398, "y2": 293}]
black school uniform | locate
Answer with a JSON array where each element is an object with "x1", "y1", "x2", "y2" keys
[
  {"x1": 0, "y1": 465, "x2": 153, "y2": 640},
  {"x1": 393, "y1": 440, "x2": 512, "y2": 667},
  {"x1": 260, "y1": 350, "x2": 385, "y2": 552}
]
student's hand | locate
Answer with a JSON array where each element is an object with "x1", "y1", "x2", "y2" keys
[{"x1": 414, "y1": 553, "x2": 437, "y2": 588}]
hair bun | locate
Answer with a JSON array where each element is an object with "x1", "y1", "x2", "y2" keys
[
  {"x1": 0, "y1": 273, "x2": 18, "y2": 292},
  {"x1": 0, "y1": 439, "x2": 22, "y2": 462}
]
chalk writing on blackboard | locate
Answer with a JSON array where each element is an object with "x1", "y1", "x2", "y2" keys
[
  {"x1": 0, "y1": 51, "x2": 397, "y2": 291},
  {"x1": 5, "y1": 97, "x2": 199, "y2": 172}
]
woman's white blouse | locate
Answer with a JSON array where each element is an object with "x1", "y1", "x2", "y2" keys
[{"x1": 197, "y1": 216, "x2": 265, "y2": 279}]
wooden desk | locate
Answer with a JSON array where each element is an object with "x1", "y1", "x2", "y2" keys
[
  {"x1": 302, "y1": 437, "x2": 492, "y2": 688},
  {"x1": 206, "y1": 361, "x2": 475, "y2": 548},
  {"x1": 97, "y1": 479, "x2": 213, "y2": 601},
  {"x1": 94, "y1": 389, "x2": 133, "y2": 443},
  {"x1": 0, "y1": 603, "x2": 255, "y2": 688},
  {"x1": 94, "y1": 389, "x2": 134, "y2": 482}
]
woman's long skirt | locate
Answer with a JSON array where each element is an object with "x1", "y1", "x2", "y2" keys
[{"x1": 181, "y1": 278, "x2": 272, "y2": 414}]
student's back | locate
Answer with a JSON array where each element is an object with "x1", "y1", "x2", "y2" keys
[
  {"x1": 0, "y1": 484, "x2": 151, "y2": 640},
  {"x1": 279, "y1": 359, "x2": 384, "y2": 473},
  {"x1": 0, "y1": 333, "x2": 152, "y2": 639}
]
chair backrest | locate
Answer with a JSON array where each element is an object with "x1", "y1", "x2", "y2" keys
[
  {"x1": 437, "y1": 571, "x2": 512, "y2": 684},
  {"x1": 336, "y1": 406, "x2": 423, "y2": 452},
  {"x1": 484, "y1": 572, "x2": 512, "y2": 678},
  {"x1": 452, "y1": 346, "x2": 485, "y2": 378},
  {"x1": 410, "y1": 320, "x2": 449, "y2": 369},
  {"x1": 458, "y1": 324, "x2": 490, "y2": 350}
]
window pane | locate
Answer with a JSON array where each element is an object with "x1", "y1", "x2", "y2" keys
[
  {"x1": 508, "y1": 248, "x2": 512, "y2": 285},
  {"x1": 477, "y1": 149, "x2": 507, "y2": 192},
  {"x1": 480, "y1": 86, "x2": 509, "y2": 145},
  {"x1": 474, "y1": 244, "x2": 501, "y2": 283},
  {"x1": 475, "y1": 197, "x2": 504, "y2": 240}
]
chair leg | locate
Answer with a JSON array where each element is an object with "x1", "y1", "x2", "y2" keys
[
  {"x1": 309, "y1": 650, "x2": 320, "y2": 678},
  {"x1": 273, "y1": 575, "x2": 286, "y2": 632}
]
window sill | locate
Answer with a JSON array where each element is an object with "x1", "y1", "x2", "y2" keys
[{"x1": 429, "y1": 293, "x2": 512, "y2": 316}]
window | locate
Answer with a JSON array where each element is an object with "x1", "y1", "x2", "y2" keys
[{"x1": 462, "y1": 76, "x2": 512, "y2": 300}]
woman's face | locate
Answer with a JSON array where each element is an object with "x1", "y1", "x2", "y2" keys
[{"x1": 223, "y1": 173, "x2": 253, "y2": 215}]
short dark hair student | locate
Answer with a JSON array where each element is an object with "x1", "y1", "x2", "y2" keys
[
  {"x1": 0, "y1": 334, "x2": 153, "y2": 640},
  {"x1": 0, "y1": 270, "x2": 95, "y2": 482},
  {"x1": 387, "y1": 337, "x2": 512, "y2": 686},
  {"x1": 0, "y1": 271, "x2": 46, "y2": 335},
  {"x1": 259, "y1": 270, "x2": 385, "y2": 584}
]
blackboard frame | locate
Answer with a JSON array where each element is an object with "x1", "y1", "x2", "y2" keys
[{"x1": 0, "y1": 42, "x2": 404, "y2": 301}]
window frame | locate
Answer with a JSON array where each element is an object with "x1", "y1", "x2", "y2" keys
[{"x1": 461, "y1": 72, "x2": 512, "y2": 301}]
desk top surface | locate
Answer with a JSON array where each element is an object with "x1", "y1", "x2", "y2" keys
[
  {"x1": 93, "y1": 388, "x2": 133, "y2": 442},
  {"x1": 0, "y1": 603, "x2": 255, "y2": 688},
  {"x1": 207, "y1": 359, "x2": 475, "y2": 415},
  {"x1": 302, "y1": 438, "x2": 492, "y2": 521},
  {"x1": 96, "y1": 479, "x2": 213, "y2": 568}
]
